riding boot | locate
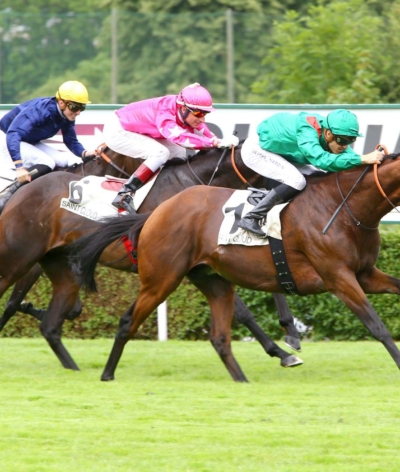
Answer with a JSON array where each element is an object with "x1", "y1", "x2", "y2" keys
[
  {"x1": 238, "y1": 184, "x2": 301, "y2": 238},
  {"x1": 112, "y1": 163, "x2": 156, "y2": 212},
  {"x1": 0, "y1": 181, "x2": 24, "y2": 215},
  {"x1": 0, "y1": 164, "x2": 52, "y2": 215}
]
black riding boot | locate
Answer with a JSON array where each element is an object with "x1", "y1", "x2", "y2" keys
[
  {"x1": 0, "y1": 164, "x2": 52, "y2": 215},
  {"x1": 0, "y1": 181, "x2": 24, "y2": 215},
  {"x1": 112, "y1": 163, "x2": 156, "y2": 213},
  {"x1": 238, "y1": 184, "x2": 300, "y2": 238},
  {"x1": 111, "y1": 175, "x2": 145, "y2": 213}
]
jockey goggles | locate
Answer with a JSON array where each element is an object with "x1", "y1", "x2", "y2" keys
[
  {"x1": 185, "y1": 105, "x2": 209, "y2": 118},
  {"x1": 65, "y1": 101, "x2": 86, "y2": 112},
  {"x1": 332, "y1": 135, "x2": 357, "y2": 146}
]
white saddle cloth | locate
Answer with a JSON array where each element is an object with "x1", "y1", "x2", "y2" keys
[{"x1": 218, "y1": 190, "x2": 288, "y2": 247}]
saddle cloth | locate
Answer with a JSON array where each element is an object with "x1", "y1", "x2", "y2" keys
[
  {"x1": 218, "y1": 190, "x2": 288, "y2": 246},
  {"x1": 59, "y1": 171, "x2": 159, "y2": 221}
]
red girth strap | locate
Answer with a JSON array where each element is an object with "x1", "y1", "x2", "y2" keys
[{"x1": 121, "y1": 235, "x2": 137, "y2": 266}]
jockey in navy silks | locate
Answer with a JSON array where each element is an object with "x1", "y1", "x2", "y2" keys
[{"x1": 0, "y1": 80, "x2": 97, "y2": 213}]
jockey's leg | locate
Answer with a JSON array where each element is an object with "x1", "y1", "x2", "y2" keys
[
  {"x1": 106, "y1": 130, "x2": 174, "y2": 212},
  {"x1": 238, "y1": 184, "x2": 300, "y2": 237},
  {"x1": 0, "y1": 164, "x2": 51, "y2": 214},
  {"x1": 238, "y1": 137, "x2": 306, "y2": 237},
  {"x1": 112, "y1": 162, "x2": 156, "y2": 211}
]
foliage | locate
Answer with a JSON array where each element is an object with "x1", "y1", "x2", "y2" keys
[
  {"x1": 252, "y1": 0, "x2": 400, "y2": 104},
  {"x1": 2, "y1": 230, "x2": 400, "y2": 342},
  {"x1": 3, "y1": 0, "x2": 400, "y2": 104},
  {"x1": 0, "y1": 0, "x2": 314, "y2": 104}
]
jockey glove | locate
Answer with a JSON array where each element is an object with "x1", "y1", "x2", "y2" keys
[{"x1": 218, "y1": 135, "x2": 239, "y2": 148}]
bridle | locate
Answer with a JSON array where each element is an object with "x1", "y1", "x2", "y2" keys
[{"x1": 323, "y1": 145, "x2": 400, "y2": 234}]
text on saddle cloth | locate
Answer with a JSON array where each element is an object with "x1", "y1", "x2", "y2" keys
[
  {"x1": 59, "y1": 171, "x2": 160, "y2": 222},
  {"x1": 218, "y1": 189, "x2": 288, "y2": 247}
]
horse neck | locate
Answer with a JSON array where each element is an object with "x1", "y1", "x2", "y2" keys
[
  {"x1": 185, "y1": 147, "x2": 263, "y2": 190},
  {"x1": 64, "y1": 151, "x2": 138, "y2": 178},
  {"x1": 318, "y1": 160, "x2": 400, "y2": 227}
]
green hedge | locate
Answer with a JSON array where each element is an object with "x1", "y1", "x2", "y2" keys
[{"x1": 2, "y1": 229, "x2": 400, "y2": 341}]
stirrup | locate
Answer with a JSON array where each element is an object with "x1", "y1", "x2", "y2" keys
[
  {"x1": 112, "y1": 193, "x2": 136, "y2": 214},
  {"x1": 238, "y1": 217, "x2": 267, "y2": 238}
]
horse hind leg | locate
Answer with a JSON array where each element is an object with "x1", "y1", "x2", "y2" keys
[
  {"x1": 101, "y1": 277, "x2": 183, "y2": 381},
  {"x1": 0, "y1": 264, "x2": 44, "y2": 331},
  {"x1": 233, "y1": 292, "x2": 303, "y2": 368},
  {"x1": 273, "y1": 293, "x2": 302, "y2": 352},
  {"x1": 39, "y1": 257, "x2": 82, "y2": 370},
  {"x1": 101, "y1": 303, "x2": 136, "y2": 381}
]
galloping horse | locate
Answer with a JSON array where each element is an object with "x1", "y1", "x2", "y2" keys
[
  {"x1": 0, "y1": 145, "x2": 302, "y2": 371},
  {"x1": 0, "y1": 146, "x2": 137, "y2": 326},
  {"x1": 70, "y1": 154, "x2": 400, "y2": 381}
]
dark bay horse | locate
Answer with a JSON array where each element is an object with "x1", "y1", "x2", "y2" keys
[
  {"x1": 0, "y1": 146, "x2": 137, "y2": 327},
  {"x1": 0, "y1": 145, "x2": 302, "y2": 370},
  {"x1": 71, "y1": 155, "x2": 400, "y2": 381}
]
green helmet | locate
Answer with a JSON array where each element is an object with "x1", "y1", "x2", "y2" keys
[{"x1": 322, "y1": 109, "x2": 363, "y2": 137}]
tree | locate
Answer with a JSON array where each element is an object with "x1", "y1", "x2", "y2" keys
[{"x1": 251, "y1": 0, "x2": 393, "y2": 104}]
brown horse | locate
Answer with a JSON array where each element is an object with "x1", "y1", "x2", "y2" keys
[
  {"x1": 0, "y1": 146, "x2": 137, "y2": 326},
  {"x1": 0, "y1": 145, "x2": 302, "y2": 371},
  {"x1": 70, "y1": 154, "x2": 400, "y2": 381}
]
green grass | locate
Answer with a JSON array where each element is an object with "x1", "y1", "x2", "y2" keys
[{"x1": 1, "y1": 339, "x2": 400, "y2": 471}]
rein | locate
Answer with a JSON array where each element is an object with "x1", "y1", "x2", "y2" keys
[
  {"x1": 322, "y1": 146, "x2": 400, "y2": 234},
  {"x1": 96, "y1": 143, "x2": 131, "y2": 178},
  {"x1": 186, "y1": 144, "x2": 252, "y2": 187},
  {"x1": 230, "y1": 146, "x2": 251, "y2": 186}
]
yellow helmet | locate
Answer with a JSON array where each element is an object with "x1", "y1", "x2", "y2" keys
[{"x1": 56, "y1": 80, "x2": 91, "y2": 104}]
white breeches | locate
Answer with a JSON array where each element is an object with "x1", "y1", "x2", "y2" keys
[
  {"x1": 0, "y1": 130, "x2": 70, "y2": 171},
  {"x1": 102, "y1": 112, "x2": 186, "y2": 172},
  {"x1": 241, "y1": 137, "x2": 325, "y2": 191}
]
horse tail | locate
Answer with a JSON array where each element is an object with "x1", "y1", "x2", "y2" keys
[{"x1": 68, "y1": 212, "x2": 151, "y2": 292}]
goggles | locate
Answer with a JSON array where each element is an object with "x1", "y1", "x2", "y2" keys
[
  {"x1": 65, "y1": 101, "x2": 86, "y2": 113},
  {"x1": 186, "y1": 105, "x2": 209, "y2": 118},
  {"x1": 332, "y1": 135, "x2": 357, "y2": 146},
  {"x1": 326, "y1": 114, "x2": 357, "y2": 145}
]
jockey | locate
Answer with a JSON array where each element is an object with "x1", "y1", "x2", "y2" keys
[
  {"x1": 0, "y1": 80, "x2": 97, "y2": 213},
  {"x1": 238, "y1": 109, "x2": 386, "y2": 237},
  {"x1": 104, "y1": 83, "x2": 239, "y2": 211}
]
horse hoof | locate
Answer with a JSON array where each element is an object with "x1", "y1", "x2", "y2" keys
[
  {"x1": 280, "y1": 354, "x2": 303, "y2": 368},
  {"x1": 284, "y1": 335, "x2": 301, "y2": 352},
  {"x1": 101, "y1": 374, "x2": 115, "y2": 381}
]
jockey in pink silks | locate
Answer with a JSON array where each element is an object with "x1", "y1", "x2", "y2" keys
[{"x1": 103, "y1": 83, "x2": 239, "y2": 212}]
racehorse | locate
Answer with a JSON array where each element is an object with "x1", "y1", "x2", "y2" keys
[
  {"x1": 0, "y1": 144, "x2": 302, "y2": 371},
  {"x1": 70, "y1": 154, "x2": 400, "y2": 381},
  {"x1": 0, "y1": 145, "x2": 138, "y2": 326}
]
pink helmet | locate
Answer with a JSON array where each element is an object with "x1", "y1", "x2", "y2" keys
[{"x1": 176, "y1": 83, "x2": 215, "y2": 112}]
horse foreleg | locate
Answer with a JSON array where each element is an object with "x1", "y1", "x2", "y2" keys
[
  {"x1": 329, "y1": 272, "x2": 400, "y2": 369},
  {"x1": 233, "y1": 293, "x2": 303, "y2": 367},
  {"x1": 0, "y1": 264, "x2": 44, "y2": 331},
  {"x1": 273, "y1": 293, "x2": 301, "y2": 352}
]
